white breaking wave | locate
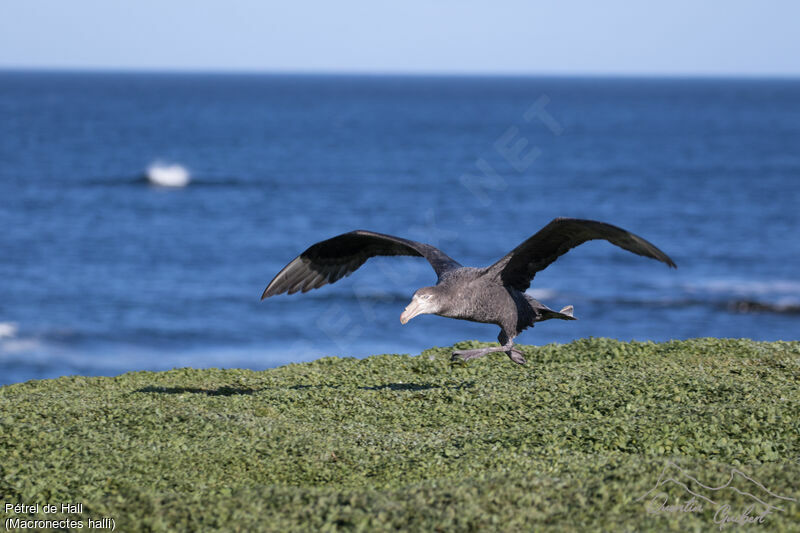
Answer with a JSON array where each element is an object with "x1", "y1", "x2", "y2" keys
[
  {"x1": 0, "y1": 322, "x2": 18, "y2": 339},
  {"x1": 684, "y1": 279, "x2": 800, "y2": 297},
  {"x1": 526, "y1": 288, "x2": 558, "y2": 300},
  {"x1": 0, "y1": 322, "x2": 44, "y2": 357},
  {"x1": 146, "y1": 162, "x2": 191, "y2": 187},
  {"x1": 1, "y1": 338, "x2": 42, "y2": 355}
]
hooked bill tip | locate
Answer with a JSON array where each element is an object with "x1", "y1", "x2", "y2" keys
[{"x1": 400, "y1": 309, "x2": 415, "y2": 324}]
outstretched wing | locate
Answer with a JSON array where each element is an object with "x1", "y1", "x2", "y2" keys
[
  {"x1": 484, "y1": 218, "x2": 676, "y2": 292},
  {"x1": 262, "y1": 230, "x2": 462, "y2": 299}
]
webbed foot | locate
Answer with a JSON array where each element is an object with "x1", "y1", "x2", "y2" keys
[{"x1": 506, "y1": 349, "x2": 527, "y2": 365}]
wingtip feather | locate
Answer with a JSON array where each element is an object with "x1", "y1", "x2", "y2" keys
[{"x1": 261, "y1": 285, "x2": 279, "y2": 300}]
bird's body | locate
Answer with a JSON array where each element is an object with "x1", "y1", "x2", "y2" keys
[
  {"x1": 262, "y1": 218, "x2": 676, "y2": 364},
  {"x1": 427, "y1": 268, "x2": 571, "y2": 331}
]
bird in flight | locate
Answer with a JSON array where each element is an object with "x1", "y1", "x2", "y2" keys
[{"x1": 262, "y1": 218, "x2": 676, "y2": 364}]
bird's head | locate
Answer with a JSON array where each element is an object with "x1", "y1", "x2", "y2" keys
[{"x1": 400, "y1": 286, "x2": 442, "y2": 324}]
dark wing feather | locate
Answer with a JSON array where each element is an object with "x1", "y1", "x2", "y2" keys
[
  {"x1": 484, "y1": 218, "x2": 676, "y2": 292},
  {"x1": 262, "y1": 230, "x2": 462, "y2": 299}
]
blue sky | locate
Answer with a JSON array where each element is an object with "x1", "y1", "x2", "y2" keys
[{"x1": 1, "y1": 0, "x2": 799, "y2": 76}]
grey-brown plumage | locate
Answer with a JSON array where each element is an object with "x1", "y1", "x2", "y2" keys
[{"x1": 262, "y1": 218, "x2": 676, "y2": 364}]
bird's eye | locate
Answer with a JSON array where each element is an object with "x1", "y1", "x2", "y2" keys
[{"x1": 424, "y1": 294, "x2": 432, "y2": 300}]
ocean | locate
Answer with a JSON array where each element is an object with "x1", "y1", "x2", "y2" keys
[{"x1": 1, "y1": 71, "x2": 798, "y2": 386}]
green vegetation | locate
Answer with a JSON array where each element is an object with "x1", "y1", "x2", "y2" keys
[{"x1": 1, "y1": 338, "x2": 798, "y2": 531}]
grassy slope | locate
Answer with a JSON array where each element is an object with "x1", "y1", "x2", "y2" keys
[{"x1": 1, "y1": 338, "x2": 798, "y2": 532}]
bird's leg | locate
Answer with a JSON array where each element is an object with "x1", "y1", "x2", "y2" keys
[
  {"x1": 499, "y1": 331, "x2": 526, "y2": 365},
  {"x1": 451, "y1": 345, "x2": 507, "y2": 362}
]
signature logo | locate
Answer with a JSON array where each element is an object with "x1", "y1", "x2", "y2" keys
[{"x1": 636, "y1": 461, "x2": 796, "y2": 529}]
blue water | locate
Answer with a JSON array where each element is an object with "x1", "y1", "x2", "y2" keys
[{"x1": 1, "y1": 71, "x2": 799, "y2": 386}]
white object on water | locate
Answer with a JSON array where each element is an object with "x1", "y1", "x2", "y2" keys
[
  {"x1": 0, "y1": 322, "x2": 18, "y2": 339},
  {"x1": 146, "y1": 162, "x2": 191, "y2": 187}
]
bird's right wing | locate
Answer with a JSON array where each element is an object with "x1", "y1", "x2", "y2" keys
[
  {"x1": 483, "y1": 218, "x2": 676, "y2": 292},
  {"x1": 261, "y1": 230, "x2": 462, "y2": 299}
]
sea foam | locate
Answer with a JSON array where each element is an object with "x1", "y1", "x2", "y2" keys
[
  {"x1": 684, "y1": 279, "x2": 800, "y2": 297},
  {"x1": 0, "y1": 322, "x2": 18, "y2": 339}
]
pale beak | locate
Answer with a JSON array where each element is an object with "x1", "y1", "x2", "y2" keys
[{"x1": 400, "y1": 298, "x2": 424, "y2": 324}]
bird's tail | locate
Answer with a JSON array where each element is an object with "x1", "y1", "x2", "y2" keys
[
  {"x1": 544, "y1": 305, "x2": 576, "y2": 321},
  {"x1": 537, "y1": 304, "x2": 576, "y2": 321},
  {"x1": 526, "y1": 294, "x2": 577, "y2": 322}
]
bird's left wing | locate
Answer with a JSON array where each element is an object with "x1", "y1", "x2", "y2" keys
[
  {"x1": 262, "y1": 230, "x2": 462, "y2": 299},
  {"x1": 483, "y1": 217, "x2": 676, "y2": 292}
]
